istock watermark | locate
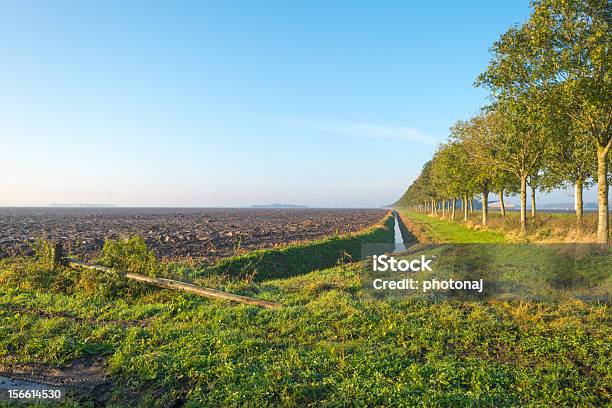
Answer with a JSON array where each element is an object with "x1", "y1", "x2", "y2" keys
[
  {"x1": 369, "y1": 254, "x2": 483, "y2": 293},
  {"x1": 372, "y1": 254, "x2": 433, "y2": 272},
  {"x1": 361, "y1": 243, "x2": 611, "y2": 302}
]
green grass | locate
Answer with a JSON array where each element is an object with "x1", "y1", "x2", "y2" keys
[
  {"x1": 401, "y1": 209, "x2": 612, "y2": 243},
  {"x1": 0, "y1": 259, "x2": 611, "y2": 407},
  {"x1": 399, "y1": 210, "x2": 507, "y2": 243},
  {"x1": 369, "y1": 242, "x2": 611, "y2": 303},
  {"x1": 0, "y1": 216, "x2": 610, "y2": 407}
]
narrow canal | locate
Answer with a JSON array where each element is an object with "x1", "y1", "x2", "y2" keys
[{"x1": 392, "y1": 211, "x2": 407, "y2": 253}]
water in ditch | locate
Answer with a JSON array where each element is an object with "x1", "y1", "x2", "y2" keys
[{"x1": 393, "y1": 212, "x2": 406, "y2": 253}]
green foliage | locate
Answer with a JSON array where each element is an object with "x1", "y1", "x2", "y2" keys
[
  {"x1": 98, "y1": 236, "x2": 159, "y2": 277},
  {"x1": 30, "y1": 239, "x2": 58, "y2": 271},
  {"x1": 476, "y1": 0, "x2": 611, "y2": 240},
  {"x1": 0, "y1": 237, "x2": 160, "y2": 299},
  {"x1": 0, "y1": 255, "x2": 146, "y2": 300},
  {"x1": 0, "y1": 256, "x2": 55, "y2": 292},
  {"x1": 431, "y1": 141, "x2": 473, "y2": 202}
]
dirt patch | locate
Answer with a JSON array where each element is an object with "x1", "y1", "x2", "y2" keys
[
  {"x1": 397, "y1": 212, "x2": 432, "y2": 243},
  {"x1": 0, "y1": 357, "x2": 111, "y2": 404},
  {"x1": 0, "y1": 208, "x2": 386, "y2": 263}
]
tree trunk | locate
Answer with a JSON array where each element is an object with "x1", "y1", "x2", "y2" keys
[
  {"x1": 482, "y1": 188, "x2": 488, "y2": 226},
  {"x1": 432, "y1": 199, "x2": 437, "y2": 215},
  {"x1": 442, "y1": 199, "x2": 446, "y2": 217},
  {"x1": 469, "y1": 198, "x2": 473, "y2": 214},
  {"x1": 520, "y1": 175, "x2": 527, "y2": 234},
  {"x1": 596, "y1": 144, "x2": 610, "y2": 243},
  {"x1": 463, "y1": 195, "x2": 468, "y2": 221},
  {"x1": 451, "y1": 198, "x2": 456, "y2": 220},
  {"x1": 531, "y1": 186, "x2": 536, "y2": 218},
  {"x1": 575, "y1": 178, "x2": 583, "y2": 224},
  {"x1": 499, "y1": 190, "x2": 506, "y2": 217}
]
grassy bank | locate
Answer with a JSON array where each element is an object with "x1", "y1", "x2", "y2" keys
[
  {"x1": 398, "y1": 210, "x2": 506, "y2": 243},
  {"x1": 395, "y1": 210, "x2": 610, "y2": 302},
  {"x1": 1, "y1": 254, "x2": 610, "y2": 407},
  {"x1": 198, "y1": 212, "x2": 395, "y2": 281},
  {"x1": 399, "y1": 209, "x2": 611, "y2": 243}
]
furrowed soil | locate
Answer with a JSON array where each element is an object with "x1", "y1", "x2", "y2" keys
[{"x1": 0, "y1": 208, "x2": 385, "y2": 263}]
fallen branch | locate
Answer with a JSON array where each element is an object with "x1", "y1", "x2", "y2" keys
[{"x1": 66, "y1": 259, "x2": 282, "y2": 310}]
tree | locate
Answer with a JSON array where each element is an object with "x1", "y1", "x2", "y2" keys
[
  {"x1": 431, "y1": 141, "x2": 471, "y2": 221},
  {"x1": 453, "y1": 109, "x2": 546, "y2": 230},
  {"x1": 451, "y1": 117, "x2": 495, "y2": 226},
  {"x1": 491, "y1": 168, "x2": 519, "y2": 217},
  {"x1": 395, "y1": 161, "x2": 437, "y2": 213},
  {"x1": 482, "y1": 0, "x2": 611, "y2": 242},
  {"x1": 540, "y1": 95, "x2": 596, "y2": 223},
  {"x1": 477, "y1": 20, "x2": 559, "y2": 234}
]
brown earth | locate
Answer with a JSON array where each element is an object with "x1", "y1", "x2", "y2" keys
[
  {"x1": 0, "y1": 207, "x2": 386, "y2": 263},
  {"x1": 0, "y1": 357, "x2": 111, "y2": 405}
]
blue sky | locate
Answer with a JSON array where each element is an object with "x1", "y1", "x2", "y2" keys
[{"x1": 2, "y1": 0, "x2": 588, "y2": 207}]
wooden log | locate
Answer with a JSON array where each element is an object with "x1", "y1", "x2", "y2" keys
[
  {"x1": 66, "y1": 259, "x2": 281, "y2": 310},
  {"x1": 67, "y1": 260, "x2": 113, "y2": 273},
  {"x1": 52, "y1": 242, "x2": 64, "y2": 268}
]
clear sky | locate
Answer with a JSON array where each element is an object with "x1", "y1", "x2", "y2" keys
[{"x1": 2, "y1": 0, "x2": 589, "y2": 207}]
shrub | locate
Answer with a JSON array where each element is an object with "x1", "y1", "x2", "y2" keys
[
  {"x1": 30, "y1": 239, "x2": 57, "y2": 271},
  {"x1": 98, "y1": 236, "x2": 159, "y2": 277},
  {"x1": 0, "y1": 237, "x2": 159, "y2": 299},
  {"x1": 0, "y1": 257, "x2": 53, "y2": 291},
  {"x1": 0, "y1": 240, "x2": 61, "y2": 290}
]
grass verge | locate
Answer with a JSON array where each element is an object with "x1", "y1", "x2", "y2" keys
[
  {"x1": 398, "y1": 210, "x2": 506, "y2": 243},
  {"x1": 198, "y1": 212, "x2": 395, "y2": 281},
  {"x1": 399, "y1": 209, "x2": 612, "y2": 243},
  {"x1": 0, "y1": 258, "x2": 609, "y2": 407}
]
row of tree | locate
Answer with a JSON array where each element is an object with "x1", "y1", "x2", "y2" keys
[{"x1": 396, "y1": 0, "x2": 611, "y2": 243}]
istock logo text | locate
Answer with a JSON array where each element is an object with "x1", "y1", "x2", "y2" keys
[{"x1": 372, "y1": 255, "x2": 434, "y2": 272}]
